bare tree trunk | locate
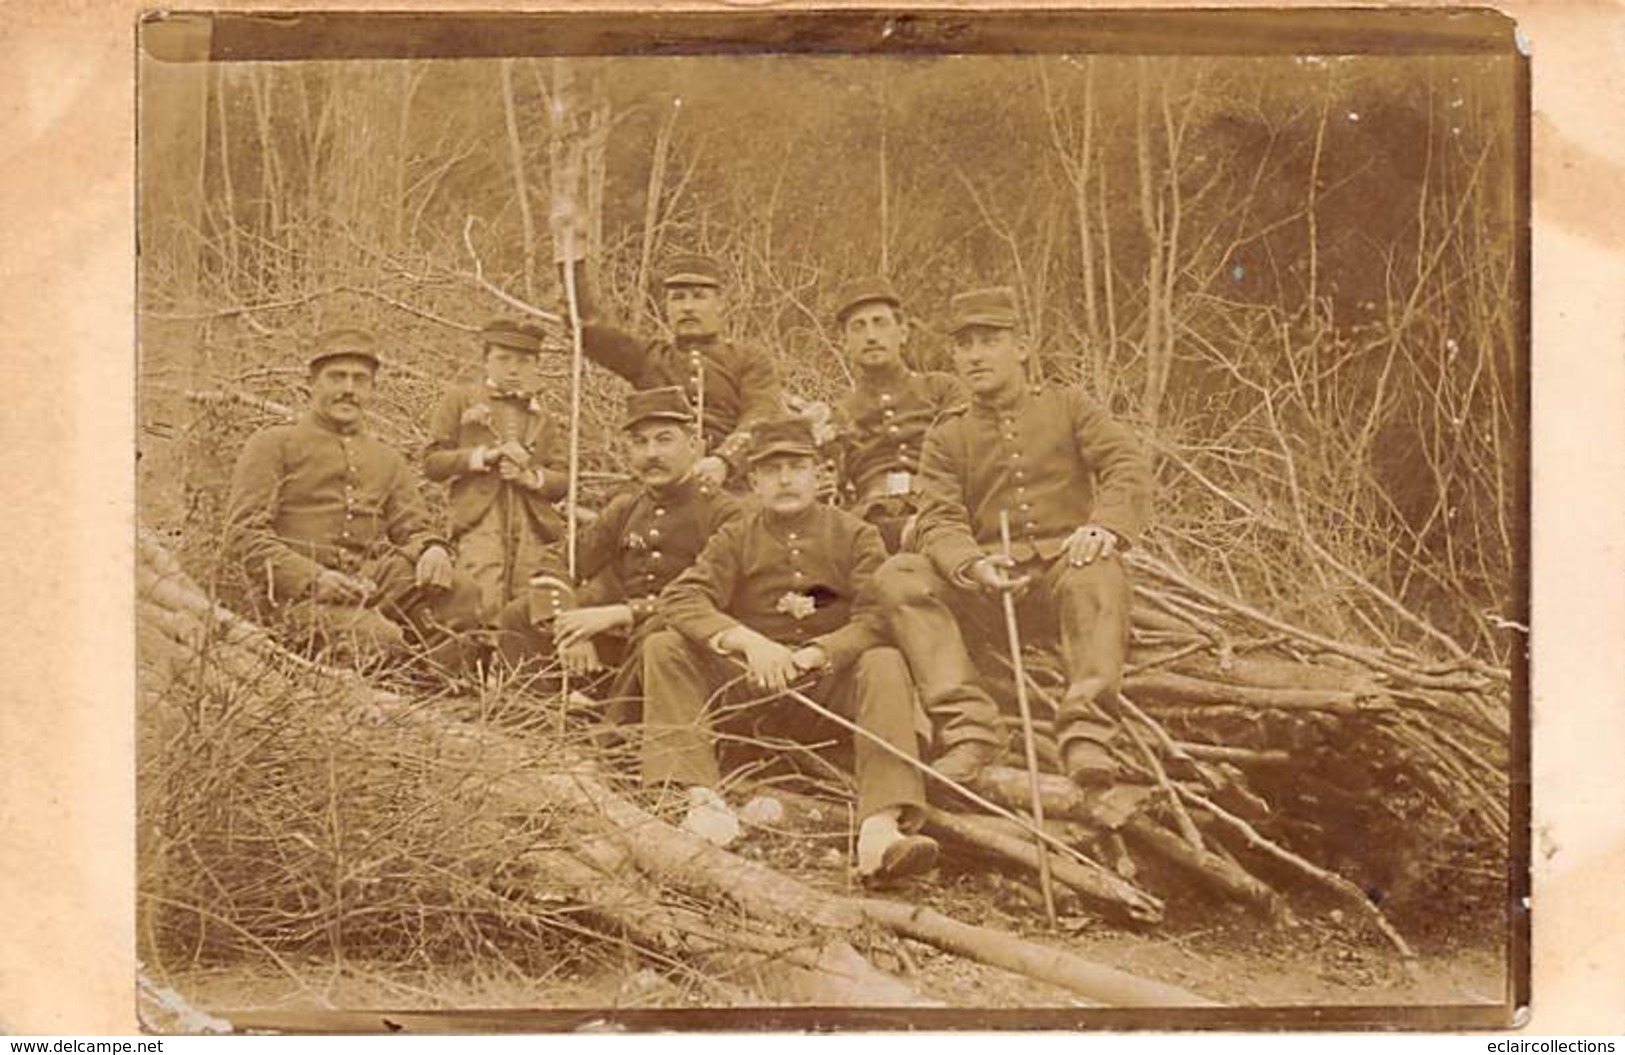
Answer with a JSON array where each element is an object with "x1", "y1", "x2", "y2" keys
[
  {"x1": 500, "y1": 58, "x2": 538, "y2": 302},
  {"x1": 1135, "y1": 60, "x2": 1166, "y2": 423},
  {"x1": 634, "y1": 98, "x2": 679, "y2": 327}
]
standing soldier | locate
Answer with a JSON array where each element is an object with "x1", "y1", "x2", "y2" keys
[
  {"x1": 641, "y1": 417, "x2": 939, "y2": 881},
  {"x1": 424, "y1": 320, "x2": 570, "y2": 622},
  {"x1": 225, "y1": 328, "x2": 482, "y2": 669},
  {"x1": 495, "y1": 386, "x2": 741, "y2": 717},
  {"x1": 827, "y1": 276, "x2": 968, "y2": 553},
  {"x1": 552, "y1": 210, "x2": 783, "y2": 487},
  {"x1": 871, "y1": 287, "x2": 1154, "y2": 788}
]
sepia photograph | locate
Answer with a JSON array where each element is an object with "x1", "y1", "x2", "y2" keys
[{"x1": 134, "y1": 9, "x2": 1527, "y2": 1031}]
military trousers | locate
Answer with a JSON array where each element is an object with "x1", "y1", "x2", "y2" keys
[
  {"x1": 455, "y1": 494, "x2": 568, "y2": 623},
  {"x1": 270, "y1": 551, "x2": 483, "y2": 671},
  {"x1": 869, "y1": 551, "x2": 1132, "y2": 753},
  {"x1": 640, "y1": 629, "x2": 928, "y2": 824}
]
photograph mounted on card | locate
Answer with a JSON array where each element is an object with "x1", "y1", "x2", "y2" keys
[{"x1": 135, "y1": 6, "x2": 1527, "y2": 1032}]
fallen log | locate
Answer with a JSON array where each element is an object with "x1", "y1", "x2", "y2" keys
[
  {"x1": 853, "y1": 900, "x2": 1216, "y2": 1008},
  {"x1": 1123, "y1": 670, "x2": 1384, "y2": 714},
  {"x1": 922, "y1": 808, "x2": 1163, "y2": 925},
  {"x1": 1121, "y1": 818, "x2": 1290, "y2": 924}
]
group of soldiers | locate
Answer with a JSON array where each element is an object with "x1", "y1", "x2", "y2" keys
[{"x1": 224, "y1": 248, "x2": 1153, "y2": 883}]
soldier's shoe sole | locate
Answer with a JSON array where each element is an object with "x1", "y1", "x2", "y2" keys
[{"x1": 874, "y1": 834, "x2": 940, "y2": 881}]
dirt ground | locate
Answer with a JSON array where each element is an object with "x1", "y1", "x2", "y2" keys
[{"x1": 144, "y1": 785, "x2": 1509, "y2": 1031}]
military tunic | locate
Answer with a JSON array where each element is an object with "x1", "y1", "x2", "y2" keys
[
  {"x1": 643, "y1": 503, "x2": 928, "y2": 823},
  {"x1": 581, "y1": 323, "x2": 783, "y2": 472},
  {"x1": 425, "y1": 382, "x2": 571, "y2": 617},
  {"x1": 225, "y1": 411, "x2": 480, "y2": 661},
  {"x1": 832, "y1": 367, "x2": 966, "y2": 550},
  {"x1": 873, "y1": 382, "x2": 1153, "y2": 753},
  {"x1": 494, "y1": 474, "x2": 741, "y2": 710}
]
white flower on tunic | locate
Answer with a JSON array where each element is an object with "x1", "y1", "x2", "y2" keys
[{"x1": 776, "y1": 591, "x2": 818, "y2": 621}]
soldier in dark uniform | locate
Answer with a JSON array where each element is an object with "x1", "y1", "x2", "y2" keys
[
  {"x1": 871, "y1": 287, "x2": 1154, "y2": 788},
  {"x1": 642, "y1": 417, "x2": 939, "y2": 881},
  {"x1": 424, "y1": 320, "x2": 570, "y2": 622},
  {"x1": 556, "y1": 239, "x2": 784, "y2": 488},
  {"x1": 827, "y1": 276, "x2": 969, "y2": 552},
  {"x1": 224, "y1": 328, "x2": 483, "y2": 670},
  {"x1": 495, "y1": 387, "x2": 740, "y2": 716}
]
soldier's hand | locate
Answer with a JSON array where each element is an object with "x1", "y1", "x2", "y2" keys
[
  {"x1": 1063, "y1": 524, "x2": 1119, "y2": 567},
  {"x1": 313, "y1": 568, "x2": 372, "y2": 604},
  {"x1": 498, "y1": 440, "x2": 532, "y2": 468},
  {"x1": 968, "y1": 554, "x2": 1032, "y2": 594},
  {"x1": 549, "y1": 199, "x2": 588, "y2": 265},
  {"x1": 727, "y1": 628, "x2": 800, "y2": 692},
  {"x1": 791, "y1": 645, "x2": 830, "y2": 676},
  {"x1": 692, "y1": 455, "x2": 729, "y2": 490},
  {"x1": 415, "y1": 544, "x2": 456, "y2": 591},
  {"x1": 560, "y1": 638, "x2": 605, "y2": 676},
  {"x1": 555, "y1": 604, "x2": 634, "y2": 649},
  {"x1": 497, "y1": 458, "x2": 524, "y2": 483}
]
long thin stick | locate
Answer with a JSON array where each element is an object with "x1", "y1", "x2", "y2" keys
[
  {"x1": 556, "y1": 60, "x2": 587, "y2": 736},
  {"x1": 998, "y1": 511, "x2": 1058, "y2": 929}
]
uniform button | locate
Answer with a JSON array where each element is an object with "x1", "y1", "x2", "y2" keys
[
  {"x1": 654, "y1": 508, "x2": 666, "y2": 517},
  {"x1": 793, "y1": 570, "x2": 804, "y2": 579},
  {"x1": 788, "y1": 531, "x2": 799, "y2": 540},
  {"x1": 648, "y1": 528, "x2": 661, "y2": 541},
  {"x1": 887, "y1": 425, "x2": 900, "y2": 434},
  {"x1": 883, "y1": 408, "x2": 895, "y2": 418},
  {"x1": 880, "y1": 393, "x2": 893, "y2": 403},
  {"x1": 1019, "y1": 503, "x2": 1032, "y2": 511},
  {"x1": 651, "y1": 550, "x2": 662, "y2": 561}
]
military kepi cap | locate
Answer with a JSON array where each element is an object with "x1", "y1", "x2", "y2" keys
[
  {"x1": 622, "y1": 386, "x2": 696, "y2": 431},
  {"x1": 947, "y1": 286, "x2": 1020, "y2": 335},
  {"x1": 662, "y1": 253, "x2": 724, "y2": 288},
  {"x1": 834, "y1": 276, "x2": 902, "y2": 324},
  {"x1": 747, "y1": 416, "x2": 819, "y2": 465},
  {"x1": 307, "y1": 328, "x2": 380, "y2": 373},
  {"x1": 480, "y1": 318, "x2": 544, "y2": 355}
]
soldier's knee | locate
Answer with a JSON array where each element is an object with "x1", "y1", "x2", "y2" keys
[
  {"x1": 641, "y1": 628, "x2": 689, "y2": 668},
  {"x1": 854, "y1": 645, "x2": 910, "y2": 683},
  {"x1": 350, "y1": 610, "x2": 410, "y2": 657},
  {"x1": 869, "y1": 553, "x2": 939, "y2": 610},
  {"x1": 1056, "y1": 557, "x2": 1129, "y2": 608}
]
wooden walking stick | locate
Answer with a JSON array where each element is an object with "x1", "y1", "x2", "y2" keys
[
  {"x1": 998, "y1": 509, "x2": 1059, "y2": 928},
  {"x1": 553, "y1": 58, "x2": 589, "y2": 734}
]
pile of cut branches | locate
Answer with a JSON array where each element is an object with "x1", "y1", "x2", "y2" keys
[{"x1": 942, "y1": 543, "x2": 1510, "y2": 959}]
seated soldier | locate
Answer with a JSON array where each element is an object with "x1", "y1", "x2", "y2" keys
[
  {"x1": 871, "y1": 287, "x2": 1154, "y2": 787},
  {"x1": 424, "y1": 319, "x2": 571, "y2": 622},
  {"x1": 495, "y1": 387, "x2": 740, "y2": 716},
  {"x1": 551, "y1": 210, "x2": 784, "y2": 490},
  {"x1": 224, "y1": 328, "x2": 482, "y2": 670},
  {"x1": 641, "y1": 416, "x2": 938, "y2": 882},
  {"x1": 827, "y1": 276, "x2": 968, "y2": 553}
]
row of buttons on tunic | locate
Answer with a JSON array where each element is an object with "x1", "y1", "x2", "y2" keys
[
  {"x1": 878, "y1": 392, "x2": 913, "y2": 467},
  {"x1": 341, "y1": 435, "x2": 359, "y2": 542},
  {"x1": 1002, "y1": 414, "x2": 1038, "y2": 535}
]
